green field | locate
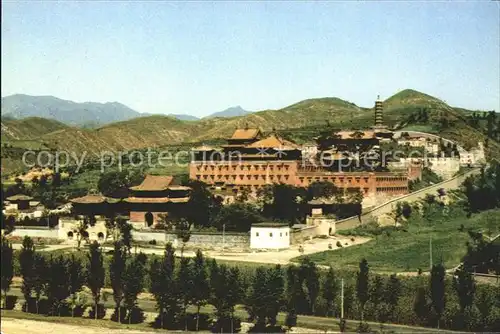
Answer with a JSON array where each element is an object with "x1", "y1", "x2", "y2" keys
[{"x1": 295, "y1": 208, "x2": 500, "y2": 272}]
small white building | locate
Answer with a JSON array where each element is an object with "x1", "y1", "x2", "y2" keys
[{"x1": 250, "y1": 222, "x2": 290, "y2": 250}]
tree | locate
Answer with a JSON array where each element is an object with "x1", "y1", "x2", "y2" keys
[
  {"x1": 1, "y1": 215, "x2": 16, "y2": 235},
  {"x1": 0, "y1": 236, "x2": 14, "y2": 307},
  {"x1": 110, "y1": 242, "x2": 127, "y2": 322},
  {"x1": 225, "y1": 267, "x2": 244, "y2": 332},
  {"x1": 307, "y1": 181, "x2": 338, "y2": 200},
  {"x1": 385, "y1": 274, "x2": 401, "y2": 322},
  {"x1": 32, "y1": 253, "x2": 47, "y2": 314},
  {"x1": 178, "y1": 256, "x2": 193, "y2": 329},
  {"x1": 51, "y1": 172, "x2": 62, "y2": 188},
  {"x1": 430, "y1": 263, "x2": 446, "y2": 328},
  {"x1": 149, "y1": 243, "x2": 179, "y2": 329},
  {"x1": 285, "y1": 265, "x2": 305, "y2": 326},
  {"x1": 413, "y1": 286, "x2": 428, "y2": 325},
  {"x1": 87, "y1": 241, "x2": 105, "y2": 320},
  {"x1": 322, "y1": 267, "x2": 339, "y2": 317},
  {"x1": 300, "y1": 257, "x2": 320, "y2": 314},
  {"x1": 212, "y1": 203, "x2": 264, "y2": 232},
  {"x1": 173, "y1": 218, "x2": 191, "y2": 257},
  {"x1": 370, "y1": 275, "x2": 385, "y2": 313},
  {"x1": 118, "y1": 218, "x2": 133, "y2": 253},
  {"x1": 123, "y1": 252, "x2": 147, "y2": 324},
  {"x1": 453, "y1": 263, "x2": 476, "y2": 313},
  {"x1": 185, "y1": 180, "x2": 221, "y2": 228},
  {"x1": 97, "y1": 170, "x2": 129, "y2": 197},
  {"x1": 246, "y1": 266, "x2": 268, "y2": 327},
  {"x1": 356, "y1": 258, "x2": 370, "y2": 321},
  {"x1": 266, "y1": 265, "x2": 285, "y2": 326},
  {"x1": 68, "y1": 254, "x2": 86, "y2": 317},
  {"x1": 190, "y1": 250, "x2": 210, "y2": 331},
  {"x1": 73, "y1": 215, "x2": 96, "y2": 249},
  {"x1": 44, "y1": 255, "x2": 70, "y2": 316},
  {"x1": 19, "y1": 236, "x2": 35, "y2": 312}
]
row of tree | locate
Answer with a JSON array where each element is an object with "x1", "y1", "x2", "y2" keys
[{"x1": 2, "y1": 236, "x2": 499, "y2": 332}]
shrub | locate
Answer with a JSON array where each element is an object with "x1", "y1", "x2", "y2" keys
[
  {"x1": 248, "y1": 324, "x2": 286, "y2": 333},
  {"x1": 23, "y1": 297, "x2": 49, "y2": 315},
  {"x1": 210, "y1": 316, "x2": 242, "y2": 333},
  {"x1": 153, "y1": 312, "x2": 182, "y2": 330},
  {"x1": 336, "y1": 241, "x2": 343, "y2": 248},
  {"x1": 4, "y1": 295, "x2": 18, "y2": 310},
  {"x1": 148, "y1": 239, "x2": 157, "y2": 245},
  {"x1": 88, "y1": 304, "x2": 106, "y2": 319}
]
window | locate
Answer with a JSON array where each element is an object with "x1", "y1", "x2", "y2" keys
[
  {"x1": 280, "y1": 232, "x2": 282, "y2": 237},
  {"x1": 269, "y1": 232, "x2": 273, "y2": 237},
  {"x1": 256, "y1": 232, "x2": 259, "y2": 237},
  {"x1": 285, "y1": 232, "x2": 288, "y2": 236}
]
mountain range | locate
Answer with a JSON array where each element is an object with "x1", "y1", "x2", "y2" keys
[
  {"x1": 2, "y1": 89, "x2": 498, "y2": 174},
  {"x1": 1, "y1": 94, "x2": 251, "y2": 126}
]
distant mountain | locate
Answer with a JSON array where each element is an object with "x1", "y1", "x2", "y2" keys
[
  {"x1": 1, "y1": 94, "x2": 143, "y2": 126},
  {"x1": 3, "y1": 89, "x2": 499, "y2": 175},
  {"x1": 168, "y1": 114, "x2": 200, "y2": 121},
  {"x1": 204, "y1": 106, "x2": 251, "y2": 119}
]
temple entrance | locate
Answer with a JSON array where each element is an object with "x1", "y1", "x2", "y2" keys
[
  {"x1": 145, "y1": 212, "x2": 154, "y2": 227},
  {"x1": 67, "y1": 231, "x2": 74, "y2": 240},
  {"x1": 97, "y1": 232, "x2": 104, "y2": 241}
]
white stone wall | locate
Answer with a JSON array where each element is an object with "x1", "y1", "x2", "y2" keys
[{"x1": 10, "y1": 228, "x2": 59, "y2": 239}]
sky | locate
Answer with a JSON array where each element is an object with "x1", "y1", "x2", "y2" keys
[{"x1": 2, "y1": 1, "x2": 499, "y2": 117}]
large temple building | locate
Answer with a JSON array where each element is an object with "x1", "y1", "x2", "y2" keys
[
  {"x1": 189, "y1": 98, "x2": 419, "y2": 198},
  {"x1": 70, "y1": 175, "x2": 190, "y2": 227}
]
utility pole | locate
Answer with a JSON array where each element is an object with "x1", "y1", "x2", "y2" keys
[
  {"x1": 341, "y1": 278, "x2": 344, "y2": 319},
  {"x1": 222, "y1": 223, "x2": 226, "y2": 255},
  {"x1": 429, "y1": 235, "x2": 433, "y2": 270}
]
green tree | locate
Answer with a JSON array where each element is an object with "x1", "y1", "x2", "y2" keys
[
  {"x1": 356, "y1": 258, "x2": 370, "y2": 321},
  {"x1": 68, "y1": 254, "x2": 86, "y2": 317},
  {"x1": 110, "y1": 242, "x2": 127, "y2": 322},
  {"x1": 87, "y1": 241, "x2": 105, "y2": 320},
  {"x1": 413, "y1": 286, "x2": 428, "y2": 325},
  {"x1": 185, "y1": 180, "x2": 221, "y2": 228},
  {"x1": 178, "y1": 256, "x2": 193, "y2": 329},
  {"x1": 149, "y1": 243, "x2": 179, "y2": 329},
  {"x1": 44, "y1": 255, "x2": 70, "y2": 316},
  {"x1": 453, "y1": 263, "x2": 476, "y2": 314},
  {"x1": 32, "y1": 253, "x2": 47, "y2": 314},
  {"x1": 430, "y1": 263, "x2": 446, "y2": 328},
  {"x1": 385, "y1": 274, "x2": 401, "y2": 322},
  {"x1": 97, "y1": 170, "x2": 129, "y2": 197},
  {"x1": 307, "y1": 181, "x2": 338, "y2": 200},
  {"x1": 123, "y1": 252, "x2": 147, "y2": 324},
  {"x1": 322, "y1": 267, "x2": 339, "y2": 317},
  {"x1": 370, "y1": 275, "x2": 385, "y2": 315},
  {"x1": 0, "y1": 236, "x2": 14, "y2": 307},
  {"x1": 19, "y1": 236, "x2": 35, "y2": 312},
  {"x1": 212, "y1": 203, "x2": 264, "y2": 232},
  {"x1": 300, "y1": 257, "x2": 320, "y2": 314},
  {"x1": 190, "y1": 250, "x2": 210, "y2": 331}
]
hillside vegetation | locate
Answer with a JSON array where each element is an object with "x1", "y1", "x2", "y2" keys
[{"x1": 2, "y1": 89, "x2": 499, "y2": 173}]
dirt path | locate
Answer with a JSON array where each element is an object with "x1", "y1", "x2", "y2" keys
[{"x1": 0, "y1": 318, "x2": 155, "y2": 334}]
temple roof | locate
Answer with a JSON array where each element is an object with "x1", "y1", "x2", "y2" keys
[
  {"x1": 229, "y1": 128, "x2": 261, "y2": 140},
  {"x1": 124, "y1": 197, "x2": 189, "y2": 204},
  {"x1": 247, "y1": 134, "x2": 298, "y2": 149},
  {"x1": 70, "y1": 195, "x2": 121, "y2": 204},
  {"x1": 337, "y1": 130, "x2": 376, "y2": 140},
  {"x1": 130, "y1": 175, "x2": 174, "y2": 191},
  {"x1": 6, "y1": 194, "x2": 34, "y2": 201}
]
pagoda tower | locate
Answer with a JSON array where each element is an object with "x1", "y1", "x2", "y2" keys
[{"x1": 374, "y1": 95, "x2": 384, "y2": 128}]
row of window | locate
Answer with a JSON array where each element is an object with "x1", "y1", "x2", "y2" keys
[
  {"x1": 298, "y1": 176, "x2": 370, "y2": 184},
  {"x1": 255, "y1": 232, "x2": 288, "y2": 237},
  {"x1": 375, "y1": 177, "x2": 407, "y2": 182},
  {"x1": 196, "y1": 174, "x2": 291, "y2": 181},
  {"x1": 196, "y1": 164, "x2": 292, "y2": 172},
  {"x1": 376, "y1": 186, "x2": 408, "y2": 192}
]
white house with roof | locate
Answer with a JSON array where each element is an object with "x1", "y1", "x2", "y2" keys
[{"x1": 250, "y1": 222, "x2": 290, "y2": 250}]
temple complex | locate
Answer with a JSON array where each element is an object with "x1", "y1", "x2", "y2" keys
[{"x1": 190, "y1": 98, "x2": 418, "y2": 198}]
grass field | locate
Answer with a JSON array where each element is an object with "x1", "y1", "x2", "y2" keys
[
  {"x1": 1, "y1": 301, "x2": 455, "y2": 333},
  {"x1": 295, "y1": 208, "x2": 500, "y2": 272}
]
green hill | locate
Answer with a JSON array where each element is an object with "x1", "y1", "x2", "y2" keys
[{"x1": 2, "y1": 89, "x2": 499, "y2": 174}]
